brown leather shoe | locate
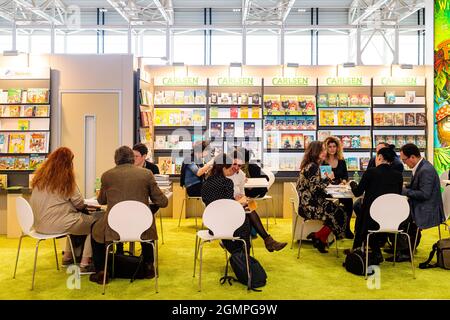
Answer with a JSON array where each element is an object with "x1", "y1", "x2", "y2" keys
[
  {"x1": 89, "y1": 271, "x2": 109, "y2": 284},
  {"x1": 144, "y1": 264, "x2": 156, "y2": 279},
  {"x1": 264, "y1": 236, "x2": 287, "y2": 252}
]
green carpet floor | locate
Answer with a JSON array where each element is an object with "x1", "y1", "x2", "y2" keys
[{"x1": 1, "y1": 218, "x2": 449, "y2": 300}]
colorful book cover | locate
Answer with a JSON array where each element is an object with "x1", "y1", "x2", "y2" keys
[
  {"x1": 239, "y1": 106, "x2": 249, "y2": 118},
  {"x1": 210, "y1": 107, "x2": 219, "y2": 119},
  {"x1": 415, "y1": 112, "x2": 426, "y2": 126},
  {"x1": 18, "y1": 119, "x2": 29, "y2": 130},
  {"x1": 0, "y1": 174, "x2": 7, "y2": 189},
  {"x1": 360, "y1": 136, "x2": 371, "y2": 148},
  {"x1": 244, "y1": 122, "x2": 256, "y2": 137},
  {"x1": 416, "y1": 135, "x2": 426, "y2": 148},
  {"x1": 157, "y1": 157, "x2": 174, "y2": 175},
  {"x1": 359, "y1": 157, "x2": 370, "y2": 171},
  {"x1": 373, "y1": 113, "x2": 384, "y2": 126},
  {"x1": 180, "y1": 110, "x2": 193, "y2": 126},
  {"x1": 23, "y1": 106, "x2": 34, "y2": 117},
  {"x1": 0, "y1": 133, "x2": 7, "y2": 152},
  {"x1": 318, "y1": 131, "x2": 331, "y2": 141},
  {"x1": 304, "y1": 96, "x2": 316, "y2": 115},
  {"x1": 5, "y1": 105, "x2": 21, "y2": 117},
  {"x1": 396, "y1": 135, "x2": 406, "y2": 148},
  {"x1": 154, "y1": 91, "x2": 164, "y2": 104},
  {"x1": 320, "y1": 165, "x2": 332, "y2": 178},
  {"x1": 154, "y1": 109, "x2": 169, "y2": 126},
  {"x1": 34, "y1": 105, "x2": 49, "y2": 117},
  {"x1": 384, "y1": 91, "x2": 396, "y2": 104},
  {"x1": 298, "y1": 98, "x2": 308, "y2": 116},
  {"x1": 286, "y1": 118, "x2": 296, "y2": 130},
  {"x1": 163, "y1": 91, "x2": 175, "y2": 104},
  {"x1": 168, "y1": 110, "x2": 181, "y2": 126},
  {"x1": 394, "y1": 113, "x2": 405, "y2": 126},
  {"x1": 304, "y1": 135, "x2": 314, "y2": 148},
  {"x1": 29, "y1": 155, "x2": 46, "y2": 170},
  {"x1": 223, "y1": 122, "x2": 235, "y2": 138},
  {"x1": 318, "y1": 94, "x2": 328, "y2": 107},
  {"x1": 320, "y1": 110, "x2": 335, "y2": 126},
  {"x1": 8, "y1": 89, "x2": 22, "y2": 103},
  {"x1": 353, "y1": 110, "x2": 366, "y2": 126},
  {"x1": 139, "y1": 128, "x2": 151, "y2": 143},
  {"x1": 296, "y1": 117, "x2": 306, "y2": 130},
  {"x1": 230, "y1": 106, "x2": 239, "y2": 118},
  {"x1": 328, "y1": 94, "x2": 338, "y2": 107},
  {"x1": 275, "y1": 118, "x2": 286, "y2": 130},
  {"x1": 194, "y1": 90, "x2": 207, "y2": 104},
  {"x1": 27, "y1": 88, "x2": 49, "y2": 103},
  {"x1": 229, "y1": 93, "x2": 237, "y2": 104},
  {"x1": 240, "y1": 93, "x2": 249, "y2": 105},
  {"x1": 383, "y1": 113, "x2": 394, "y2": 126},
  {"x1": 266, "y1": 132, "x2": 279, "y2": 149},
  {"x1": 341, "y1": 135, "x2": 352, "y2": 149},
  {"x1": 220, "y1": 93, "x2": 230, "y2": 104},
  {"x1": 385, "y1": 135, "x2": 395, "y2": 145},
  {"x1": 405, "y1": 113, "x2": 416, "y2": 126},
  {"x1": 360, "y1": 94, "x2": 371, "y2": 107},
  {"x1": 210, "y1": 92, "x2": 218, "y2": 104},
  {"x1": 405, "y1": 135, "x2": 416, "y2": 144},
  {"x1": 292, "y1": 133, "x2": 304, "y2": 149},
  {"x1": 264, "y1": 117, "x2": 275, "y2": 130},
  {"x1": 349, "y1": 94, "x2": 360, "y2": 107},
  {"x1": 305, "y1": 116, "x2": 316, "y2": 130},
  {"x1": 154, "y1": 136, "x2": 166, "y2": 149},
  {"x1": 13, "y1": 156, "x2": 30, "y2": 170},
  {"x1": 8, "y1": 133, "x2": 26, "y2": 153},
  {"x1": 174, "y1": 91, "x2": 184, "y2": 105},
  {"x1": 250, "y1": 93, "x2": 260, "y2": 105},
  {"x1": 345, "y1": 157, "x2": 359, "y2": 171},
  {"x1": 0, "y1": 156, "x2": 14, "y2": 170},
  {"x1": 210, "y1": 122, "x2": 222, "y2": 138},
  {"x1": 281, "y1": 134, "x2": 294, "y2": 149},
  {"x1": 351, "y1": 135, "x2": 361, "y2": 149},
  {"x1": 286, "y1": 96, "x2": 300, "y2": 115},
  {"x1": 184, "y1": 90, "x2": 195, "y2": 104},
  {"x1": 192, "y1": 109, "x2": 206, "y2": 126},
  {"x1": 263, "y1": 95, "x2": 282, "y2": 115},
  {"x1": 167, "y1": 135, "x2": 180, "y2": 149},
  {"x1": 251, "y1": 106, "x2": 260, "y2": 118},
  {"x1": 338, "y1": 110, "x2": 354, "y2": 126},
  {"x1": 374, "y1": 135, "x2": 386, "y2": 146},
  {"x1": 405, "y1": 91, "x2": 416, "y2": 104},
  {"x1": 338, "y1": 93, "x2": 349, "y2": 107}
]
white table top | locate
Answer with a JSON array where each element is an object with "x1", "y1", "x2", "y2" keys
[
  {"x1": 84, "y1": 191, "x2": 173, "y2": 207},
  {"x1": 244, "y1": 178, "x2": 269, "y2": 188}
]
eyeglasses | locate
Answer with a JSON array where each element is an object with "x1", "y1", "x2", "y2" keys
[{"x1": 400, "y1": 156, "x2": 410, "y2": 162}]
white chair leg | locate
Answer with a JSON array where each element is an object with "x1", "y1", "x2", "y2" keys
[
  {"x1": 66, "y1": 235, "x2": 77, "y2": 265},
  {"x1": 193, "y1": 235, "x2": 199, "y2": 278},
  {"x1": 155, "y1": 240, "x2": 159, "y2": 278},
  {"x1": 102, "y1": 243, "x2": 113, "y2": 295},
  {"x1": 151, "y1": 242, "x2": 158, "y2": 293},
  {"x1": 393, "y1": 233, "x2": 398, "y2": 266},
  {"x1": 178, "y1": 198, "x2": 186, "y2": 227},
  {"x1": 413, "y1": 228, "x2": 420, "y2": 255},
  {"x1": 403, "y1": 232, "x2": 416, "y2": 279},
  {"x1": 31, "y1": 239, "x2": 42, "y2": 290},
  {"x1": 159, "y1": 212, "x2": 164, "y2": 244},
  {"x1": 271, "y1": 197, "x2": 276, "y2": 224},
  {"x1": 198, "y1": 241, "x2": 205, "y2": 292},
  {"x1": 53, "y1": 238, "x2": 60, "y2": 270},
  {"x1": 13, "y1": 235, "x2": 24, "y2": 279},
  {"x1": 297, "y1": 221, "x2": 305, "y2": 259},
  {"x1": 291, "y1": 213, "x2": 299, "y2": 249},
  {"x1": 265, "y1": 200, "x2": 269, "y2": 231},
  {"x1": 365, "y1": 233, "x2": 371, "y2": 280}
]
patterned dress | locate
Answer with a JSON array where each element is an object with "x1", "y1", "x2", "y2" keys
[{"x1": 296, "y1": 162, "x2": 347, "y2": 236}]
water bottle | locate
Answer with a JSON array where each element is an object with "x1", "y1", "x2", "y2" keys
[
  {"x1": 94, "y1": 178, "x2": 101, "y2": 198},
  {"x1": 353, "y1": 171, "x2": 360, "y2": 183}
]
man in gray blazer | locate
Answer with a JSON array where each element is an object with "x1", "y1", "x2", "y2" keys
[{"x1": 386, "y1": 143, "x2": 445, "y2": 262}]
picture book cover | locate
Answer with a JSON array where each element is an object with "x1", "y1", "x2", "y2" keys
[
  {"x1": 351, "y1": 135, "x2": 361, "y2": 149},
  {"x1": 360, "y1": 94, "x2": 371, "y2": 107},
  {"x1": 230, "y1": 93, "x2": 238, "y2": 104},
  {"x1": 7, "y1": 89, "x2": 22, "y2": 103},
  {"x1": 281, "y1": 134, "x2": 294, "y2": 149},
  {"x1": 0, "y1": 174, "x2": 7, "y2": 189},
  {"x1": 27, "y1": 88, "x2": 49, "y2": 104},
  {"x1": 13, "y1": 156, "x2": 30, "y2": 170},
  {"x1": 184, "y1": 90, "x2": 195, "y2": 104},
  {"x1": 158, "y1": 157, "x2": 174, "y2": 175},
  {"x1": 230, "y1": 106, "x2": 239, "y2": 118},
  {"x1": 305, "y1": 116, "x2": 316, "y2": 130},
  {"x1": 296, "y1": 117, "x2": 306, "y2": 130},
  {"x1": 194, "y1": 90, "x2": 207, "y2": 104},
  {"x1": 394, "y1": 113, "x2": 405, "y2": 126},
  {"x1": 8, "y1": 133, "x2": 26, "y2": 153},
  {"x1": 320, "y1": 165, "x2": 332, "y2": 178},
  {"x1": 3, "y1": 105, "x2": 21, "y2": 117},
  {"x1": 328, "y1": 94, "x2": 338, "y2": 107},
  {"x1": 405, "y1": 135, "x2": 416, "y2": 144},
  {"x1": 155, "y1": 136, "x2": 166, "y2": 149},
  {"x1": 373, "y1": 113, "x2": 384, "y2": 126},
  {"x1": 383, "y1": 113, "x2": 394, "y2": 126},
  {"x1": 320, "y1": 110, "x2": 335, "y2": 126},
  {"x1": 0, "y1": 156, "x2": 14, "y2": 170},
  {"x1": 305, "y1": 96, "x2": 316, "y2": 115},
  {"x1": 140, "y1": 111, "x2": 149, "y2": 127},
  {"x1": 263, "y1": 95, "x2": 281, "y2": 115},
  {"x1": 34, "y1": 105, "x2": 49, "y2": 117},
  {"x1": 341, "y1": 135, "x2": 352, "y2": 149},
  {"x1": 174, "y1": 157, "x2": 184, "y2": 174},
  {"x1": 405, "y1": 112, "x2": 416, "y2": 126},
  {"x1": 218, "y1": 108, "x2": 230, "y2": 118},
  {"x1": 286, "y1": 96, "x2": 300, "y2": 115},
  {"x1": 0, "y1": 91, "x2": 7, "y2": 103},
  {"x1": 337, "y1": 110, "x2": 354, "y2": 126},
  {"x1": 338, "y1": 93, "x2": 349, "y2": 107},
  {"x1": 384, "y1": 91, "x2": 396, "y2": 104},
  {"x1": 415, "y1": 112, "x2": 426, "y2": 126},
  {"x1": 193, "y1": 109, "x2": 206, "y2": 126},
  {"x1": 375, "y1": 135, "x2": 386, "y2": 146},
  {"x1": 264, "y1": 117, "x2": 275, "y2": 130},
  {"x1": 210, "y1": 141, "x2": 224, "y2": 156},
  {"x1": 154, "y1": 109, "x2": 168, "y2": 126},
  {"x1": 168, "y1": 110, "x2": 181, "y2": 126},
  {"x1": 318, "y1": 131, "x2": 331, "y2": 141},
  {"x1": 244, "y1": 122, "x2": 256, "y2": 137},
  {"x1": 345, "y1": 157, "x2": 359, "y2": 171},
  {"x1": 292, "y1": 133, "x2": 304, "y2": 149},
  {"x1": 359, "y1": 157, "x2": 370, "y2": 171},
  {"x1": 416, "y1": 135, "x2": 426, "y2": 148},
  {"x1": 223, "y1": 122, "x2": 234, "y2": 138},
  {"x1": 167, "y1": 135, "x2": 180, "y2": 149},
  {"x1": 28, "y1": 133, "x2": 47, "y2": 153},
  {"x1": 395, "y1": 135, "x2": 406, "y2": 148},
  {"x1": 266, "y1": 132, "x2": 279, "y2": 149},
  {"x1": 0, "y1": 133, "x2": 7, "y2": 152},
  {"x1": 353, "y1": 110, "x2": 366, "y2": 126},
  {"x1": 210, "y1": 107, "x2": 219, "y2": 119},
  {"x1": 210, "y1": 92, "x2": 218, "y2": 104},
  {"x1": 154, "y1": 91, "x2": 164, "y2": 104},
  {"x1": 220, "y1": 93, "x2": 231, "y2": 104},
  {"x1": 250, "y1": 93, "x2": 260, "y2": 105},
  {"x1": 174, "y1": 91, "x2": 184, "y2": 105},
  {"x1": 210, "y1": 122, "x2": 222, "y2": 138},
  {"x1": 251, "y1": 106, "x2": 260, "y2": 118},
  {"x1": 405, "y1": 91, "x2": 416, "y2": 104},
  {"x1": 180, "y1": 110, "x2": 193, "y2": 126},
  {"x1": 275, "y1": 118, "x2": 286, "y2": 130},
  {"x1": 29, "y1": 155, "x2": 46, "y2": 171},
  {"x1": 349, "y1": 94, "x2": 360, "y2": 107},
  {"x1": 239, "y1": 106, "x2": 249, "y2": 118},
  {"x1": 360, "y1": 136, "x2": 372, "y2": 148},
  {"x1": 286, "y1": 118, "x2": 296, "y2": 130},
  {"x1": 240, "y1": 93, "x2": 249, "y2": 105},
  {"x1": 23, "y1": 106, "x2": 34, "y2": 117},
  {"x1": 304, "y1": 135, "x2": 314, "y2": 148},
  {"x1": 385, "y1": 135, "x2": 395, "y2": 145},
  {"x1": 318, "y1": 94, "x2": 328, "y2": 108},
  {"x1": 18, "y1": 119, "x2": 29, "y2": 130},
  {"x1": 139, "y1": 128, "x2": 151, "y2": 143}
]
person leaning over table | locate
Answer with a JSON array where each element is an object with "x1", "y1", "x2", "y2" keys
[
  {"x1": 323, "y1": 136, "x2": 354, "y2": 240},
  {"x1": 239, "y1": 147, "x2": 270, "y2": 199},
  {"x1": 296, "y1": 140, "x2": 347, "y2": 254},
  {"x1": 201, "y1": 153, "x2": 252, "y2": 255},
  {"x1": 30, "y1": 147, "x2": 99, "y2": 273},
  {"x1": 89, "y1": 146, "x2": 168, "y2": 284},
  {"x1": 228, "y1": 150, "x2": 287, "y2": 252},
  {"x1": 349, "y1": 146, "x2": 403, "y2": 263},
  {"x1": 133, "y1": 143, "x2": 160, "y2": 175}
]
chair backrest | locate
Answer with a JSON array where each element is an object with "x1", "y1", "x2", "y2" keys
[
  {"x1": 261, "y1": 167, "x2": 275, "y2": 190},
  {"x1": 439, "y1": 170, "x2": 450, "y2": 189},
  {"x1": 442, "y1": 186, "x2": 450, "y2": 220},
  {"x1": 290, "y1": 182, "x2": 299, "y2": 211},
  {"x1": 202, "y1": 199, "x2": 245, "y2": 238},
  {"x1": 16, "y1": 197, "x2": 34, "y2": 236},
  {"x1": 108, "y1": 200, "x2": 153, "y2": 242},
  {"x1": 369, "y1": 194, "x2": 410, "y2": 231}
]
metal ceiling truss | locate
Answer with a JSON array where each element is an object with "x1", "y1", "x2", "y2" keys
[
  {"x1": 242, "y1": 0, "x2": 296, "y2": 26},
  {"x1": 106, "y1": 0, "x2": 173, "y2": 26},
  {"x1": 0, "y1": 0, "x2": 69, "y2": 25}
]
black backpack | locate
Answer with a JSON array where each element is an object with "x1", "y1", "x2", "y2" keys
[
  {"x1": 225, "y1": 249, "x2": 267, "y2": 291},
  {"x1": 419, "y1": 238, "x2": 450, "y2": 270},
  {"x1": 107, "y1": 252, "x2": 147, "y2": 281},
  {"x1": 343, "y1": 249, "x2": 379, "y2": 276}
]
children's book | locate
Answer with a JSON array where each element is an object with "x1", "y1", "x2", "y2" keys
[
  {"x1": 157, "y1": 157, "x2": 174, "y2": 174},
  {"x1": 405, "y1": 135, "x2": 416, "y2": 144},
  {"x1": 275, "y1": 118, "x2": 286, "y2": 130},
  {"x1": 220, "y1": 93, "x2": 231, "y2": 104},
  {"x1": 318, "y1": 131, "x2": 331, "y2": 141},
  {"x1": 405, "y1": 113, "x2": 416, "y2": 126},
  {"x1": 251, "y1": 106, "x2": 260, "y2": 118},
  {"x1": 28, "y1": 133, "x2": 47, "y2": 153},
  {"x1": 351, "y1": 135, "x2": 361, "y2": 149},
  {"x1": 8, "y1": 133, "x2": 26, "y2": 153},
  {"x1": 155, "y1": 136, "x2": 167, "y2": 149},
  {"x1": 193, "y1": 109, "x2": 206, "y2": 126},
  {"x1": 385, "y1": 91, "x2": 396, "y2": 104},
  {"x1": 154, "y1": 91, "x2": 164, "y2": 104},
  {"x1": 264, "y1": 117, "x2": 275, "y2": 130},
  {"x1": 320, "y1": 165, "x2": 332, "y2": 178},
  {"x1": 320, "y1": 110, "x2": 335, "y2": 126},
  {"x1": 8, "y1": 89, "x2": 22, "y2": 103},
  {"x1": 349, "y1": 94, "x2": 360, "y2": 107},
  {"x1": 360, "y1": 136, "x2": 372, "y2": 149},
  {"x1": 341, "y1": 135, "x2": 352, "y2": 149},
  {"x1": 415, "y1": 112, "x2": 426, "y2": 126},
  {"x1": 230, "y1": 107, "x2": 239, "y2": 118},
  {"x1": 184, "y1": 90, "x2": 195, "y2": 104},
  {"x1": 353, "y1": 110, "x2": 366, "y2": 126},
  {"x1": 305, "y1": 116, "x2": 316, "y2": 130},
  {"x1": 27, "y1": 88, "x2": 49, "y2": 103},
  {"x1": 281, "y1": 134, "x2": 294, "y2": 149},
  {"x1": 405, "y1": 91, "x2": 416, "y2": 104},
  {"x1": 210, "y1": 107, "x2": 219, "y2": 119},
  {"x1": 374, "y1": 135, "x2": 386, "y2": 147},
  {"x1": 385, "y1": 135, "x2": 395, "y2": 145},
  {"x1": 394, "y1": 113, "x2": 405, "y2": 126},
  {"x1": 22, "y1": 106, "x2": 34, "y2": 117},
  {"x1": 210, "y1": 122, "x2": 222, "y2": 138},
  {"x1": 251, "y1": 93, "x2": 260, "y2": 105},
  {"x1": 29, "y1": 155, "x2": 46, "y2": 170},
  {"x1": 244, "y1": 122, "x2": 256, "y2": 137},
  {"x1": 0, "y1": 133, "x2": 7, "y2": 152},
  {"x1": 13, "y1": 156, "x2": 30, "y2": 170},
  {"x1": 18, "y1": 120, "x2": 29, "y2": 130},
  {"x1": 373, "y1": 113, "x2": 384, "y2": 126},
  {"x1": 359, "y1": 157, "x2": 370, "y2": 171},
  {"x1": 304, "y1": 135, "x2": 314, "y2": 148},
  {"x1": 383, "y1": 113, "x2": 394, "y2": 126},
  {"x1": 345, "y1": 157, "x2": 359, "y2": 171},
  {"x1": 292, "y1": 134, "x2": 304, "y2": 149},
  {"x1": 223, "y1": 122, "x2": 235, "y2": 138},
  {"x1": 240, "y1": 93, "x2": 249, "y2": 105},
  {"x1": 328, "y1": 94, "x2": 338, "y2": 107},
  {"x1": 266, "y1": 132, "x2": 279, "y2": 149},
  {"x1": 338, "y1": 93, "x2": 349, "y2": 107},
  {"x1": 318, "y1": 94, "x2": 328, "y2": 108},
  {"x1": 239, "y1": 106, "x2": 249, "y2": 118},
  {"x1": 395, "y1": 135, "x2": 406, "y2": 148},
  {"x1": 194, "y1": 90, "x2": 207, "y2": 104},
  {"x1": 286, "y1": 118, "x2": 296, "y2": 130},
  {"x1": 34, "y1": 105, "x2": 49, "y2": 117},
  {"x1": 296, "y1": 117, "x2": 306, "y2": 130},
  {"x1": 0, "y1": 174, "x2": 7, "y2": 189},
  {"x1": 338, "y1": 110, "x2": 354, "y2": 126},
  {"x1": 180, "y1": 110, "x2": 193, "y2": 126},
  {"x1": 416, "y1": 135, "x2": 426, "y2": 148},
  {"x1": 174, "y1": 91, "x2": 184, "y2": 105},
  {"x1": 360, "y1": 94, "x2": 371, "y2": 107},
  {"x1": 305, "y1": 96, "x2": 316, "y2": 115},
  {"x1": 210, "y1": 92, "x2": 218, "y2": 104},
  {"x1": 231, "y1": 93, "x2": 239, "y2": 104}
]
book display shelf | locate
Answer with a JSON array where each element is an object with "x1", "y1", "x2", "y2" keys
[
  {"x1": 0, "y1": 68, "x2": 51, "y2": 188},
  {"x1": 208, "y1": 77, "x2": 263, "y2": 163},
  {"x1": 135, "y1": 68, "x2": 154, "y2": 162},
  {"x1": 152, "y1": 76, "x2": 207, "y2": 175},
  {"x1": 317, "y1": 76, "x2": 372, "y2": 173},
  {"x1": 372, "y1": 76, "x2": 427, "y2": 171},
  {"x1": 262, "y1": 76, "x2": 317, "y2": 175}
]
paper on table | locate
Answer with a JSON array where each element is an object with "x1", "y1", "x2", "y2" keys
[
  {"x1": 84, "y1": 198, "x2": 100, "y2": 206},
  {"x1": 245, "y1": 178, "x2": 269, "y2": 187}
]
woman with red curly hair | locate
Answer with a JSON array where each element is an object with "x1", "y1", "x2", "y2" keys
[{"x1": 30, "y1": 147, "x2": 97, "y2": 272}]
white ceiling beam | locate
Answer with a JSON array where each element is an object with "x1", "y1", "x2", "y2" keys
[
  {"x1": 13, "y1": 0, "x2": 64, "y2": 25},
  {"x1": 281, "y1": 0, "x2": 296, "y2": 22},
  {"x1": 106, "y1": 0, "x2": 131, "y2": 23},
  {"x1": 152, "y1": 0, "x2": 173, "y2": 25},
  {"x1": 350, "y1": 0, "x2": 389, "y2": 25},
  {"x1": 242, "y1": 0, "x2": 251, "y2": 25}
]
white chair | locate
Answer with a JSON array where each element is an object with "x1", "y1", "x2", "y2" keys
[
  {"x1": 193, "y1": 199, "x2": 250, "y2": 291},
  {"x1": 366, "y1": 193, "x2": 415, "y2": 280},
  {"x1": 102, "y1": 200, "x2": 158, "y2": 295},
  {"x1": 178, "y1": 191, "x2": 204, "y2": 229},
  {"x1": 439, "y1": 170, "x2": 450, "y2": 238},
  {"x1": 250, "y1": 167, "x2": 276, "y2": 229},
  {"x1": 13, "y1": 197, "x2": 77, "y2": 290},
  {"x1": 289, "y1": 183, "x2": 338, "y2": 258}
]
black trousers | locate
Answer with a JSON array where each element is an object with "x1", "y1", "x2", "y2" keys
[
  {"x1": 388, "y1": 216, "x2": 421, "y2": 254},
  {"x1": 91, "y1": 237, "x2": 155, "y2": 273},
  {"x1": 187, "y1": 183, "x2": 202, "y2": 197},
  {"x1": 221, "y1": 216, "x2": 251, "y2": 254}
]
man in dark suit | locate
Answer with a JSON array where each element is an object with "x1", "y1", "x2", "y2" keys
[
  {"x1": 133, "y1": 143, "x2": 160, "y2": 175},
  {"x1": 386, "y1": 143, "x2": 446, "y2": 262},
  {"x1": 367, "y1": 142, "x2": 404, "y2": 173}
]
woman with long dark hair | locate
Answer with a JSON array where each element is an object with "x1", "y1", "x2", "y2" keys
[{"x1": 296, "y1": 141, "x2": 347, "y2": 253}]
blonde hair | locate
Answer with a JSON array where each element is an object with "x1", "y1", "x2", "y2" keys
[{"x1": 324, "y1": 136, "x2": 344, "y2": 160}]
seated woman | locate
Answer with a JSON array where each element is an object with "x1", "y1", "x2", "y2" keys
[
  {"x1": 350, "y1": 145, "x2": 403, "y2": 262},
  {"x1": 30, "y1": 147, "x2": 98, "y2": 272},
  {"x1": 296, "y1": 141, "x2": 347, "y2": 253},
  {"x1": 201, "y1": 153, "x2": 251, "y2": 254},
  {"x1": 323, "y1": 136, "x2": 354, "y2": 239},
  {"x1": 239, "y1": 148, "x2": 269, "y2": 199},
  {"x1": 228, "y1": 150, "x2": 287, "y2": 252},
  {"x1": 181, "y1": 141, "x2": 214, "y2": 197}
]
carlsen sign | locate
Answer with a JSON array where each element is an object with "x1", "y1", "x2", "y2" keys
[
  {"x1": 318, "y1": 77, "x2": 370, "y2": 86},
  {"x1": 266, "y1": 77, "x2": 316, "y2": 87}
]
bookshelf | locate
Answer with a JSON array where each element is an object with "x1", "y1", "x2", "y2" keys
[
  {"x1": 372, "y1": 76, "x2": 427, "y2": 171},
  {"x1": 208, "y1": 77, "x2": 263, "y2": 163},
  {"x1": 262, "y1": 76, "x2": 317, "y2": 173},
  {"x1": 317, "y1": 76, "x2": 372, "y2": 173},
  {"x1": 152, "y1": 76, "x2": 207, "y2": 175},
  {"x1": 135, "y1": 68, "x2": 154, "y2": 162},
  {"x1": 0, "y1": 68, "x2": 51, "y2": 188}
]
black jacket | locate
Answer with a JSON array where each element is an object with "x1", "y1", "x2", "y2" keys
[
  {"x1": 144, "y1": 160, "x2": 160, "y2": 175},
  {"x1": 367, "y1": 156, "x2": 404, "y2": 173},
  {"x1": 244, "y1": 163, "x2": 269, "y2": 198}
]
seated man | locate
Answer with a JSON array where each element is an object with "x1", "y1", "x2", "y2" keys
[{"x1": 90, "y1": 146, "x2": 168, "y2": 283}]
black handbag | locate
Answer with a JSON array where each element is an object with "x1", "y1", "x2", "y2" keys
[{"x1": 107, "y1": 251, "x2": 147, "y2": 281}]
